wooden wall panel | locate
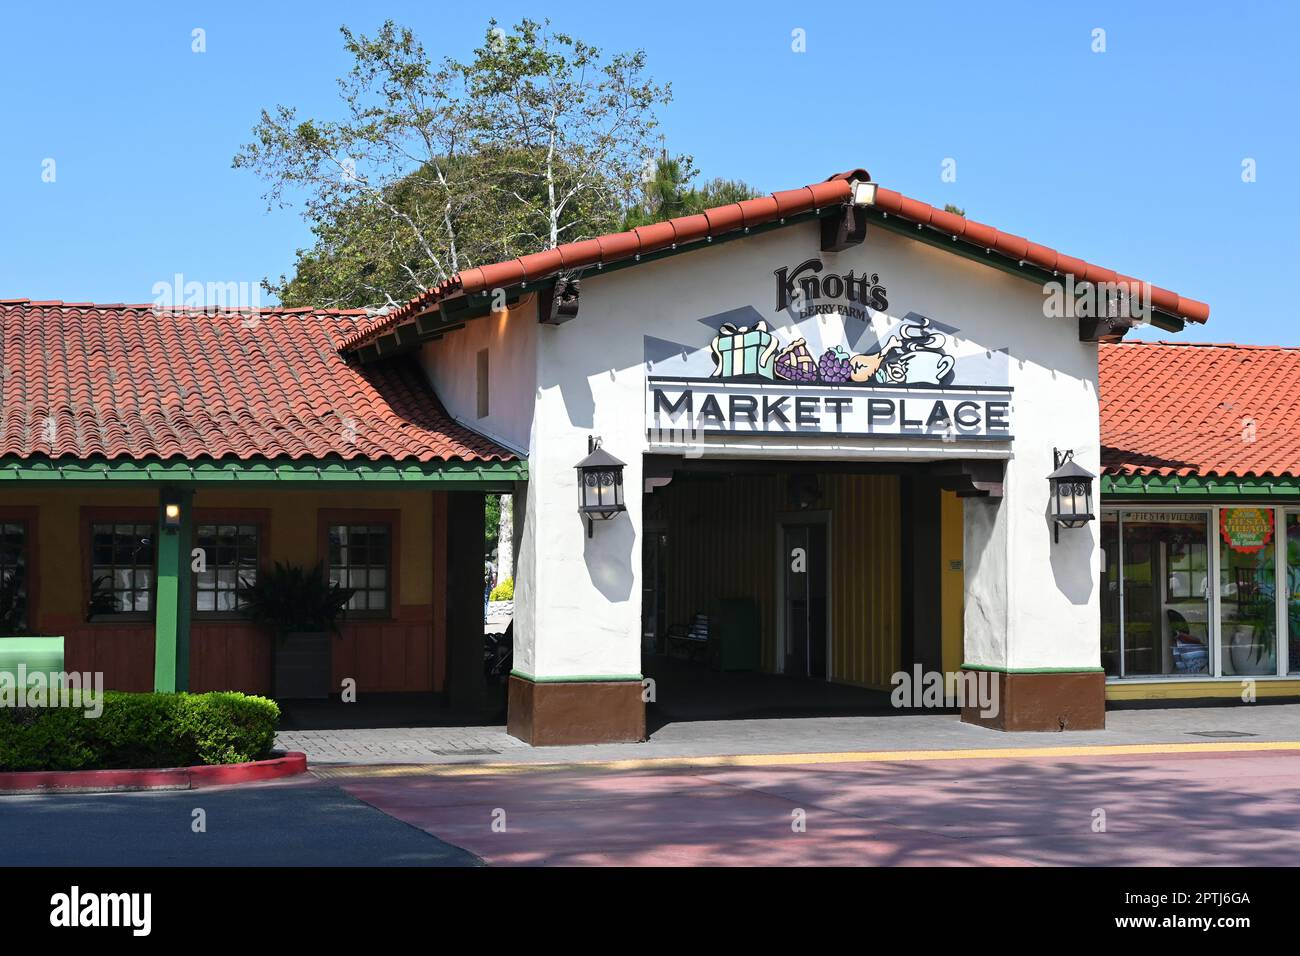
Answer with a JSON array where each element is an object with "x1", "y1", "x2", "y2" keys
[
  {"x1": 331, "y1": 605, "x2": 436, "y2": 693},
  {"x1": 58, "y1": 622, "x2": 155, "y2": 692},
  {"x1": 189, "y1": 624, "x2": 272, "y2": 695}
]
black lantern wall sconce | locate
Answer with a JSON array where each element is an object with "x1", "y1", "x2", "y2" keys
[
  {"x1": 575, "y1": 436, "x2": 626, "y2": 537},
  {"x1": 161, "y1": 490, "x2": 186, "y2": 535},
  {"x1": 1047, "y1": 448, "x2": 1095, "y2": 543}
]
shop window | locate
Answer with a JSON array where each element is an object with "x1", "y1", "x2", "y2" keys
[
  {"x1": 1100, "y1": 513, "x2": 1120, "y2": 676},
  {"x1": 89, "y1": 523, "x2": 156, "y2": 618},
  {"x1": 1287, "y1": 514, "x2": 1300, "y2": 674},
  {"x1": 0, "y1": 521, "x2": 29, "y2": 633},
  {"x1": 1218, "y1": 508, "x2": 1277, "y2": 676},
  {"x1": 1100, "y1": 511, "x2": 1210, "y2": 677},
  {"x1": 327, "y1": 524, "x2": 391, "y2": 615},
  {"x1": 194, "y1": 524, "x2": 259, "y2": 614}
]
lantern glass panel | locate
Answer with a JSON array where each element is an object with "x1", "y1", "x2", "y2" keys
[{"x1": 582, "y1": 470, "x2": 600, "y2": 510}]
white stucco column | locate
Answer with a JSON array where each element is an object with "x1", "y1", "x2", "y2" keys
[{"x1": 506, "y1": 321, "x2": 648, "y2": 745}]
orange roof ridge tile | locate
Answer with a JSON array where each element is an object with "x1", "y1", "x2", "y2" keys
[{"x1": 339, "y1": 165, "x2": 1210, "y2": 352}]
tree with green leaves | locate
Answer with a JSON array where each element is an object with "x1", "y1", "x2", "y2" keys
[
  {"x1": 623, "y1": 152, "x2": 759, "y2": 229},
  {"x1": 235, "y1": 19, "x2": 673, "y2": 309}
]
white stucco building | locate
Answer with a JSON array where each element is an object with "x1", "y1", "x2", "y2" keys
[{"x1": 342, "y1": 167, "x2": 1211, "y2": 744}]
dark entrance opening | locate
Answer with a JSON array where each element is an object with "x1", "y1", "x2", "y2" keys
[{"x1": 640, "y1": 455, "x2": 1000, "y2": 728}]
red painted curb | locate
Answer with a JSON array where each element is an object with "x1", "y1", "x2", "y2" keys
[{"x1": 0, "y1": 752, "x2": 308, "y2": 793}]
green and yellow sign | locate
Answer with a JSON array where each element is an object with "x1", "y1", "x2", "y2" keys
[{"x1": 1220, "y1": 507, "x2": 1274, "y2": 554}]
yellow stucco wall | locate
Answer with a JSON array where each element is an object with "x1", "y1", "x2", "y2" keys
[
  {"x1": 3, "y1": 487, "x2": 434, "y2": 623},
  {"x1": 940, "y1": 490, "x2": 964, "y2": 675}
]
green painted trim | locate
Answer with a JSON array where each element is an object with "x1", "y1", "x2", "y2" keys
[
  {"x1": 510, "y1": 669, "x2": 644, "y2": 683},
  {"x1": 0, "y1": 456, "x2": 527, "y2": 487},
  {"x1": 961, "y1": 663, "x2": 1106, "y2": 674},
  {"x1": 1102, "y1": 474, "x2": 1300, "y2": 498},
  {"x1": 153, "y1": 489, "x2": 193, "y2": 693}
]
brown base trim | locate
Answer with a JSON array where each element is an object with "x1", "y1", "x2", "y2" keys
[
  {"x1": 507, "y1": 676, "x2": 647, "y2": 746},
  {"x1": 961, "y1": 670, "x2": 1106, "y2": 732}
]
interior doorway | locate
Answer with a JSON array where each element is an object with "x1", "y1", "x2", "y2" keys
[{"x1": 778, "y1": 512, "x2": 830, "y2": 680}]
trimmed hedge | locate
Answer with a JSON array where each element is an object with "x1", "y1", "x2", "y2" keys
[
  {"x1": 0, "y1": 691, "x2": 280, "y2": 772},
  {"x1": 489, "y1": 577, "x2": 514, "y2": 602}
]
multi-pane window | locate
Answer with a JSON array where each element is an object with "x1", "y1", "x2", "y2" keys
[
  {"x1": 327, "y1": 524, "x2": 390, "y2": 614},
  {"x1": 1101, "y1": 511, "x2": 1211, "y2": 677},
  {"x1": 1103, "y1": 507, "x2": 1300, "y2": 680},
  {"x1": 195, "y1": 524, "x2": 259, "y2": 614},
  {"x1": 0, "y1": 522, "x2": 28, "y2": 632},
  {"x1": 90, "y1": 523, "x2": 156, "y2": 616}
]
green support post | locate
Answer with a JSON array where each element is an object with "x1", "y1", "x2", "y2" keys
[{"x1": 153, "y1": 488, "x2": 193, "y2": 693}]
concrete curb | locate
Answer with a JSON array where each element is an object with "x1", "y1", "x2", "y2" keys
[{"x1": 0, "y1": 752, "x2": 308, "y2": 794}]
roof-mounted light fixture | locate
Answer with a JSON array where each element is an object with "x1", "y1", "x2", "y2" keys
[
  {"x1": 823, "y1": 179, "x2": 876, "y2": 252},
  {"x1": 851, "y1": 179, "x2": 878, "y2": 206}
]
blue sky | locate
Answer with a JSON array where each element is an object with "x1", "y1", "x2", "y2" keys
[{"x1": 1, "y1": 1, "x2": 1294, "y2": 343}]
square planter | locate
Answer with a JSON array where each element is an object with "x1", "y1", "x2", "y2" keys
[{"x1": 273, "y1": 632, "x2": 332, "y2": 700}]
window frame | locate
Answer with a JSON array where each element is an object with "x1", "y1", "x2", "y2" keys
[
  {"x1": 318, "y1": 509, "x2": 400, "y2": 622},
  {"x1": 191, "y1": 509, "x2": 270, "y2": 621},
  {"x1": 1102, "y1": 503, "x2": 1290, "y2": 681},
  {"x1": 0, "y1": 506, "x2": 39, "y2": 634},
  {"x1": 82, "y1": 507, "x2": 158, "y2": 624}
]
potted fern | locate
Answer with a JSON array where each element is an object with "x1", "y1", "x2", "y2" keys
[{"x1": 238, "y1": 562, "x2": 354, "y2": 699}]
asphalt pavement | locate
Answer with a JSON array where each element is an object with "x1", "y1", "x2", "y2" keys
[{"x1": 0, "y1": 777, "x2": 479, "y2": 867}]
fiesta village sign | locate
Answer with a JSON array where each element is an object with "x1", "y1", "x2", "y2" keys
[{"x1": 644, "y1": 259, "x2": 1014, "y2": 442}]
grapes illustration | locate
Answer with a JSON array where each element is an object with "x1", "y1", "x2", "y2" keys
[{"x1": 818, "y1": 346, "x2": 852, "y2": 383}]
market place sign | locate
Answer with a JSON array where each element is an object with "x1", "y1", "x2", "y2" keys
[
  {"x1": 644, "y1": 264, "x2": 1013, "y2": 442},
  {"x1": 647, "y1": 378, "x2": 1012, "y2": 440}
]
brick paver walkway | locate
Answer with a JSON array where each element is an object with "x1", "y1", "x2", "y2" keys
[
  {"x1": 277, "y1": 703, "x2": 1300, "y2": 766},
  {"x1": 276, "y1": 727, "x2": 527, "y2": 763}
]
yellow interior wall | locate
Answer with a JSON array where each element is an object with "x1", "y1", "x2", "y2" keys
[
  {"x1": 940, "y1": 489, "x2": 964, "y2": 674},
  {"x1": 3, "y1": 487, "x2": 434, "y2": 623},
  {"x1": 655, "y1": 473, "x2": 901, "y2": 687},
  {"x1": 825, "y1": 474, "x2": 901, "y2": 688}
]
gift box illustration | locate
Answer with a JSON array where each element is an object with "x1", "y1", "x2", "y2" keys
[{"x1": 710, "y1": 320, "x2": 778, "y2": 379}]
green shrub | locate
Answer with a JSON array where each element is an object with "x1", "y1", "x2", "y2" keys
[
  {"x1": 0, "y1": 691, "x2": 280, "y2": 771},
  {"x1": 489, "y1": 577, "x2": 514, "y2": 602}
]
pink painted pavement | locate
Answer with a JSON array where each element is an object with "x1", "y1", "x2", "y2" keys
[{"x1": 335, "y1": 749, "x2": 1300, "y2": 866}]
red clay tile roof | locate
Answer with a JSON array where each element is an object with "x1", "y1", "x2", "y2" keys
[
  {"x1": 0, "y1": 300, "x2": 514, "y2": 463},
  {"x1": 1101, "y1": 341, "x2": 1300, "y2": 478},
  {"x1": 340, "y1": 167, "x2": 1210, "y2": 351}
]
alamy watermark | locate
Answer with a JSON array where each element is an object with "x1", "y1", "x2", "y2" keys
[
  {"x1": 891, "y1": 665, "x2": 999, "y2": 719},
  {"x1": 151, "y1": 273, "x2": 263, "y2": 324},
  {"x1": 1042, "y1": 275, "x2": 1153, "y2": 325},
  {"x1": 0, "y1": 668, "x2": 104, "y2": 718}
]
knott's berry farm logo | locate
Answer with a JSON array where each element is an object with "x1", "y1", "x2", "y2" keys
[{"x1": 775, "y1": 257, "x2": 888, "y2": 320}]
